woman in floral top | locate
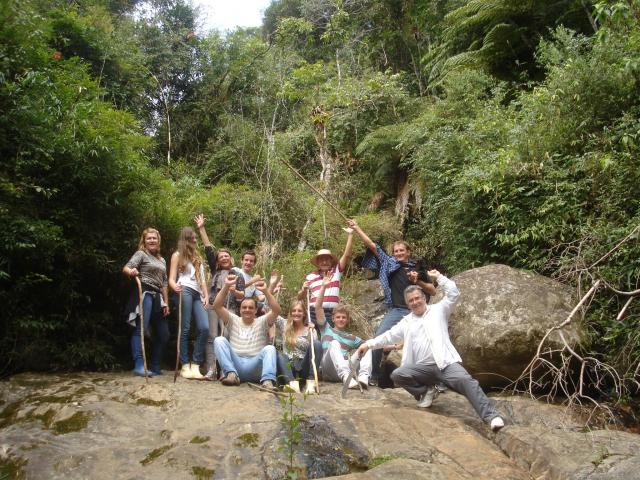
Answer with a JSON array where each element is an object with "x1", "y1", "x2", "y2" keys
[{"x1": 275, "y1": 300, "x2": 323, "y2": 394}]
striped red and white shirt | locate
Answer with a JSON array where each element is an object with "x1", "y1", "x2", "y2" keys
[{"x1": 306, "y1": 265, "x2": 343, "y2": 309}]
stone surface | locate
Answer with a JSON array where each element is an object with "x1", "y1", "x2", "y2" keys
[
  {"x1": 445, "y1": 264, "x2": 583, "y2": 388},
  {"x1": 1, "y1": 372, "x2": 637, "y2": 479}
]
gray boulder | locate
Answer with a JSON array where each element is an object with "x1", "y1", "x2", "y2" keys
[{"x1": 448, "y1": 264, "x2": 583, "y2": 388}]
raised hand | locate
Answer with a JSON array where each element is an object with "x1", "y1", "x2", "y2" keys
[
  {"x1": 427, "y1": 269, "x2": 440, "y2": 280},
  {"x1": 254, "y1": 280, "x2": 267, "y2": 292},
  {"x1": 343, "y1": 226, "x2": 354, "y2": 235},
  {"x1": 194, "y1": 213, "x2": 205, "y2": 229},
  {"x1": 224, "y1": 274, "x2": 237, "y2": 290},
  {"x1": 321, "y1": 271, "x2": 332, "y2": 287}
]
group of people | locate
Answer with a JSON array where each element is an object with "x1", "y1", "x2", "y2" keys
[{"x1": 123, "y1": 216, "x2": 505, "y2": 432}]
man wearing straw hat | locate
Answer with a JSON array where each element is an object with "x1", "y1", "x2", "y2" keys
[{"x1": 298, "y1": 226, "x2": 354, "y2": 327}]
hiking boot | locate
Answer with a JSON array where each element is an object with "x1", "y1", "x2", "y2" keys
[
  {"x1": 435, "y1": 382, "x2": 447, "y2": 393},
  {"x1": 261, "y1": 380, "x2": 278, "y2": 392},
  {"x1": 286, "y1": 380, "x2": 301, "y2": 393},
  {"x1": 190, "y1": 363, "x2": 204, "y2": 380},
  {"x1": 417, "y1": 387, "x2": 438, "y2": 408},
  {"x1": 180, "y1": 363, "x2": 194, "y2": 379},
  {"x1": 221, "y1": 372, "x2": 240, "y2": 386},
  {"x1": 490, "y1": 416, "x2": 505, "y2": 432},
  {"x1": 304, "y1": 379, "x2": 317, "y2": 395}
]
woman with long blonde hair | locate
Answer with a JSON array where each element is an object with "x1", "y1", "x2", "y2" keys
[
  {"x1": 169, "y1": 226, "x2": 209, "y2": 380},
  {"x1": 275, "y1": 295, "x2": 323, "y2": 394},
  {"x1": 123, "y1": 228, "x2": 170, "y2": 376}
]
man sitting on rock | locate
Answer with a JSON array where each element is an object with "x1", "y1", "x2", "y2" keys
[
  {"x1": 213, "y1": 274, "x2": 281, "y2": 390},
  {"x1": 356, "y1": 269, "x2": 505, "y2": 432}
]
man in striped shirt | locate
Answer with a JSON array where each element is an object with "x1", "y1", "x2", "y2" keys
[
  {"x1": 299, "y1": 226, "x2": 354, "y2": 327},
  {"x1": 212, "y1": 274, "x2": 281, "y2": 390}
]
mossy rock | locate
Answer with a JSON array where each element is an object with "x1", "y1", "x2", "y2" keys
[{"x1": 52, "y1": 412, "x2": 91, "y2": 435}]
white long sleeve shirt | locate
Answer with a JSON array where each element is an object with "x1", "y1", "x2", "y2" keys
[{"x1": 366, "y1": 273, "x2": 461, "y2": 370}]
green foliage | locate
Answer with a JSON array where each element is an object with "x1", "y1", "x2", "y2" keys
[{"x1": 278, "y1": 391, "x2": 304, "y2": 477}]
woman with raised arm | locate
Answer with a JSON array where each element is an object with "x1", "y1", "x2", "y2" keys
[
  {"x1": 194, "y1": 214, "x2": 245, "y2": 380},
  {"x1": 123, "y1": 228, "x2": 170, "y2": 376},
  {"x1": 169, "y1": 226, "x2": 209, "y2": 380},
  {"x1": 348, "y1": 218, "x2": 436, "y2": 386}
]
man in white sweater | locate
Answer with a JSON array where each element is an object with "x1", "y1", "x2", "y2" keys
[{"x1": 356, "y1": 270, "x2": 505, "y2": 432}]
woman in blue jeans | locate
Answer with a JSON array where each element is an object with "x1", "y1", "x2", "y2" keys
[
  {"x1": 169, "y1": 226, "x2": 209, "y2": 380},
  {"x1": 123, "y1": 228, "x2": 170, "y2": 376}
]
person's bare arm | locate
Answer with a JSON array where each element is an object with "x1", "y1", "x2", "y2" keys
[
  {"x1": 168, "y1": 252, "x2": 181, "y2": 293},
  {"x1": 194, "y1": 213, "x2": 213, "y2": 248},
  {"x1": 347, "y1": 219, "x2": 379, "y2": 257},
  {"x1": 260, "y1": 276, "x2": 281, "y2": 326},
  {"x1": 338, "y1": 227, "x2": 354, "y2": 271},
  {"x1": 212, "y1": 274, "x2": 237, "y2": 325},
  {"x1": 314, "y1": 273, "x2": 331, "y2": 326}
]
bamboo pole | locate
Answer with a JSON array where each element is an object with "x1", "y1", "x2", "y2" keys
[{"x1": 135, "y1": 277, "x2": 149, "y2": 383}]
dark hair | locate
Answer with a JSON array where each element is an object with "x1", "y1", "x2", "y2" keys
[
  {"x1": 242, "y1": 250, "x2": 257, "y2": 261},
  {"x1": 240, "y1": 297, "x2": 257, "y2": 308}
]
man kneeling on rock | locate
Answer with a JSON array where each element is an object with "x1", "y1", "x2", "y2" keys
[
  {"x1": 213, "y1": 274, "x2": 281, "y2": 390},
  {"x1": 356, "y1": 270, "x2": 505, "y2": 432}
]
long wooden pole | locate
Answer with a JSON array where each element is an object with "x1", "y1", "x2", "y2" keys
[
  {"x1": 173, "y1": 290, "x2": 182, "y2": 383},
  {"x1": 307, "y1": 289, "x2": 320, "y2": 394},
  {"x1": 135, "y1": 277, "x2": 149, "y2": 383},
  {"x1": 278, "y1": 157, "x2": 348, "y2": 222}
]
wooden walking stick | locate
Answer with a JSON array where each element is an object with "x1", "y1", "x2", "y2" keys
[
  {"x1": 278, "y1": 158, "x2": 349, "y2": 222},
  {"x1": 134, "y1": 277, "x2": 149, "y2": 383},
  {"x1": 173, "y1": 290, "x2": 182, "y2": 383},
  {"x1": 306, "y1": 289, "x2": 320, "y2": 394}
]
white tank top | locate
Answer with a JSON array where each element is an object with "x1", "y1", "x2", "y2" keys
[{"x1": 177, "y1": 261, "x2": 202, "y2": 293}]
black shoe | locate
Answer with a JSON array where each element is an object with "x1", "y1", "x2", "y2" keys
[{"x1": 368, "y1": 377, "x2": 378, "y2": 387}]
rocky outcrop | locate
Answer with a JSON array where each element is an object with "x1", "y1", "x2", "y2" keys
[
  {"x1": 1, "y1": 373, "x2": 637, "y2": 479},
  {"x1": 447, "y1": 264, "x2": 583, "y2": 388}
]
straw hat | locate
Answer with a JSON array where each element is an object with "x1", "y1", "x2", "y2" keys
[{"x1": 311, "y1": 249, "x2": 338, "y2": 267}]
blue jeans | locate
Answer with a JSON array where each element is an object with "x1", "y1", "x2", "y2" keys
[
  {"x1": 131, "y1": 291, "x2": 169, "y2": 372},
  {"x1": 371, "y1": 307, "x2": 409, "y2": 380},
  {"x1": 214, "y1": 337, "x2": 277, "y2": 383},
  {"x1": 179, "y1": 287, "x2": 209, "y2": 365},
  {"x1": 276, "y1": 340, "x2": 323, "y2": 384}
]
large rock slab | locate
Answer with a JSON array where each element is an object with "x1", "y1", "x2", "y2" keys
[
  {"x1": 447, "y1": 264, "x2": 583, "y2": 388},
  {"x1": 1, "y1": 372, "x2": 637, "y2": 479}
]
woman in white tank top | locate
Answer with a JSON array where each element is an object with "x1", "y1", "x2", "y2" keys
[{"x1": 169, "y1": 227, "x2": 209, "y2": 380}]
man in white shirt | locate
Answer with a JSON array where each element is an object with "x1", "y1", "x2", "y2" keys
[{"x1": 356, "y1": 270, "x2": 505, "y2": 432}]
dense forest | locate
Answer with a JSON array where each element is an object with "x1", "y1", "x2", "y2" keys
[{"x1": 1, "y1": 0, "x2": 639, "y2": 403}]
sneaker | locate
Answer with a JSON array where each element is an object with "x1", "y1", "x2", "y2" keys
[
  {"x1": 357, "y1": 376, "x2": 369, "y2": 390},
  {"x1": 304, "y1": 380, "x2": 316, "y2": 395},
  {"x1": 490, "y1": 416, "x2": 505, "y2": 432},
  {"x1": 221, "y1": 371, "x2": 240, "y2": 386},
  {"x1": 348, "y1": 378, "x2": 359, "y2": 389},
  {"x1": 417, "y1": 387, "x2": 438, "y2": 408},
  {"x1": 180, "y1": 363, "x2": 194, "y2": 379},
  {"x1": 261, "y1": 380, "x2": 278, "y2": 392},
  {"x1": 190, "y1": 364, "x2": 204, "y2": 380},
  {"x1": 286, "y1": 380, "x2": 301, "y2": 393},
  {"x1": 435, "y1": 382, "x2": 447, "y2": 393},
  {"x1": 203, "y1": 368, "x2": 215, "y2": 381}
]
